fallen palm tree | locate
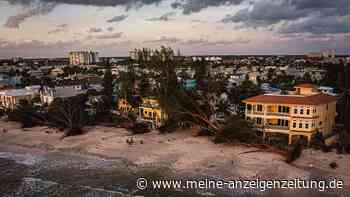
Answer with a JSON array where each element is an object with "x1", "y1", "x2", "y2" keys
[
  {"x1": 157, "y1": 87, "x2": 295, "y2": 162},
  {"x1": 47, "y1": 95, "x2": 88, "y2": 138},
  {"x1": 134, "y1": 46, "x2": 296, "y2": 162}
]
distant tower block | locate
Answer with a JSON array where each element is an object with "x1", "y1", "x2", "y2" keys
[{"x1": 69, "y1": 51, "x2": 99, "y2": 65}]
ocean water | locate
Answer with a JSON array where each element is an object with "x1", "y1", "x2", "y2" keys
[
  {"x1": 0, "y1": 151, "x2": 235, "y2": 197},
  {"x1": 0, "y1": 151, "x2": 342, "y2": 197}
]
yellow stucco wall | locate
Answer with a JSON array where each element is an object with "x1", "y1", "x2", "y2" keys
[
  {"x1": 117, "y1": 99, "x2": 138, "y2": 113},
  {"x1": 0, "y1": 95, "x2": 33, "y2": 109},
  {"x1": 245, "y1": 101, "x2": 337, "y2": 137},
  {"x1": 139, "y1": 98, "x2": 167, "y2": 121}
]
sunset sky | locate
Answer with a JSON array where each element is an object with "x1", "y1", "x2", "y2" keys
[{"x1": 0, "y1": 0, "x2": 349, "y2": 58}]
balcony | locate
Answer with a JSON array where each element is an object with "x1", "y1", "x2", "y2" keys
[
  {"x1": 265, "y1": 125, "x2": 289, "y2": 130},
  {"x1": 139, "y1": 116, "x2": 157, "y2": 121},
  {"x1": 246, "y1": 110, "x2": 290, "y2": 117},
  {"x1": 246, "y1": 110, "x2": 264, "y2": 115},
  {"x1": 266, "y1": 112, "x2": 290, "y2": 117}
]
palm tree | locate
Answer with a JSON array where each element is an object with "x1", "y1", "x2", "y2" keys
[
  {"x1": 48, "y1": 95, "x2": 88, "y2": 138},
  {"x1": 102, "y1": 65, "x2": 114, "y2": 108}
]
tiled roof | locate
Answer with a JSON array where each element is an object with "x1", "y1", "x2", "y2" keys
[
  {"x1": 294, "y1": 83, "x2": 318, "y2": 89},
  {"x1": 243, "y1": 93, "x2": 337, "y2": 105}
]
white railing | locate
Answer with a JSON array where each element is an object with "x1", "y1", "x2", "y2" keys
[{"x1": 264, "y1": 125, "x2": 289, "y2": 130}]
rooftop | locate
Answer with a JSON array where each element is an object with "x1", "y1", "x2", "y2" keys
[
  {"x1": 243, "y1": 93, "x2": 337, "y2": 105},
  {"x1": 0, "y1": 89, "x2": 36, "y2": 97},
  {"x1": 294, "y1": 83, "x2": 318, "y2": 89}
]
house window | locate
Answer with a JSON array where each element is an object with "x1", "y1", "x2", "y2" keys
[
  {"x1": 257, "y1": 105, "x2": 263, "y2": 112},
  {"x1": 285, "y1": 107, "x2": 290, "y2": 113},
  {"x1": 319, "y1": 121, "x2": 323, "y2": 126},
  {"x1": 278, "y1": 119, "x2": 289, "y2": 126},
  {"x1": 278, "y1": 106, "x2": 290, "y2": 113},
  {"x1": 294, "y1": 109, "x2": 298, "y2": 114},
  {"x1": 299, "y1": 123, "x2": 303, "y2": 128},
  {"x1": 256, "y1": 117, "x2": 262, "y2": 125},
  {"x1": 247, "y1": 104, "x2": 252, "y2": 110},
  {"x1": 306, "y1": 109, "x2": 310, "y2": 115},
  {"x1": 300, "y1": 109, "x2": 304, "y2": 114},
  {"x1": 305, "y1": 124, "x2": 309, "y2": 129},
  {"x1": 293, "y1": 123, "x2": 296, "y2": 128}
]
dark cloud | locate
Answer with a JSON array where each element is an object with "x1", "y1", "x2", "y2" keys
[
  {"x1": 87, "y1": 27, "x2": 103, "y2": 33},
  {"x1": 222, "y1": 0, "x2": 350, "y2": 35},
  {"x1": 48, "y1": 23, "x2": 68, "y2": 34},
  {"x1": 106, "y1": 14, "x2": 128, "y2": 23},
  {"x1": 4, "y1": 2, "x2": 56, "y2": 28},
  {"x1": 171, "y1": 0, "x2": 244, "y2": 15},
  {"x1": 147, "y1": 12, "x2": 175, "y2": 21},
  {"x1": 95, "y1": 32, "x2": 123, "y2": 39},
  {"x1": 222, "y1": 0, "x2": 308, "y2": 27},
  {"x1": 107, "y1": 26, "x2": 115, "y2": 32},
  {"x1": 5, "y1": 0, "x2": 162, "y2": 8},
  {"x1": 278, "y1": 15, "x2": 350, "y2": 35},
  {"x1": 3, "y1": 0, "x2": 161, "y2": 28},
  {"x1": 291, "y1": 0, "x2": 350, "y2": 11}
]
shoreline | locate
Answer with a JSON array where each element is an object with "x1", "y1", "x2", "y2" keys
[{"x1": 1, "y1": 120, "x2": 350, "y2": 196}]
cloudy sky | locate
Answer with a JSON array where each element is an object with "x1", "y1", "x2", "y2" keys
[{"x1": 0, "y1": 0, "x2": 350, "y2": 58}]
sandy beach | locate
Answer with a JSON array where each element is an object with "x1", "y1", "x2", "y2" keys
[{"x1": 0, "y1": 120, "x2": 349, "y2": 196}]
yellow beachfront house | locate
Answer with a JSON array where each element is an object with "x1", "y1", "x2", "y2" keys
[
  {"x1": 117, "y1": 98, "x2": 138, "y2": 113},
  {"x1": 0, "y1": 87, "x2": 39, "y2": 109},
  {"x1": 243, "y1": 84, "x2": 337, "y2": 145},
  {"x1": 138, "y1": 98, "x2": 168, "y2": 129},
  {"x1": 117, "y1": 97, "x2": 167, "y2": 129}
]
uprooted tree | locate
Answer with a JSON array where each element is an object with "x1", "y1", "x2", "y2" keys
[
  {"x1": 47, "y1": 94, "x2": 89, "y2": 138},
  {"x1": 135, "y1": 46, "x2": 298, "y2": 162}
]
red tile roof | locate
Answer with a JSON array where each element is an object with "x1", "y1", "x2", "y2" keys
[
  {"x1": 294, "y1": 83, "x2": 318, "y2": 89},
  {"x1": 243, "y1": 93, "x2": 337, "y2": 105}
]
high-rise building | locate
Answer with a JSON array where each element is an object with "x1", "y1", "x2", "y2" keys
[
  {"x1": 129, "y1": 48, "x2": 174, "y2": 62},
  {"x1": 69, "y1": 51, "x2": 99, "y2": 65}
]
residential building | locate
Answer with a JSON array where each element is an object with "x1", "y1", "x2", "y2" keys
[
  {"x1": 318, "y1": 86, "x2": 336, "y2": 96},
  {"x1": 0, "y1": 86, "x2": 40, "y2": 109},
  {"x1": 50, "y1": 68, "x2": 64, "y2": 76},
  {"x1": 40, "y1": 85, "x2": 86, "y2": 105},
  {"x1": 182, "y1": 79, "x2": 197, "y2": 91},
  {"x1": 228, "y1": 73, "x2": 246, "y2": 87},
  {"x1": 248, "y1": 71, "x2": 259, "y2": 84},
  {"x1": 138, "y1": 98, "x2": 167, "y2": 129},
  {"x1": 117, "y1": 97, "x2": 167, "y2": 129},
  {"x1": 243, "y1": 84, "x2": 337, "y2": 145},
  {"x1": 69, "y1": 51, "x2": 99, "y2": 65},
  {"x1": 260, "y1": 83, "x2": 281, "y2": 94},
  {"x1": 117, "y1": 99, "x2": 138, "y2": 113}
]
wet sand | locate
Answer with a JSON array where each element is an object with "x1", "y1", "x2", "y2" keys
[{"x1": 0, "y1": 120, "x2": 349, "y2": 196}]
